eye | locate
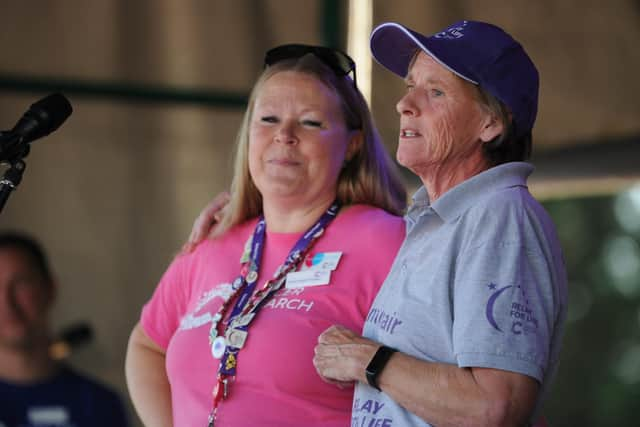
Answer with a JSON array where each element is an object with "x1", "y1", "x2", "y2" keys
[
  {"x1": 301, "y1": 119, "x2": 323, "y2": 128},
  {"x1": 431, "y1": 88, "x2": 444, "y2": 97},
  {"x1": 260, "y1": 115, "x2": 278, "y2": 124}
]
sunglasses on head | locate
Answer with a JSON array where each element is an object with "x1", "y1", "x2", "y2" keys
[{"x1": 264, "y1": 44, "x2": 357, "y2": 88}]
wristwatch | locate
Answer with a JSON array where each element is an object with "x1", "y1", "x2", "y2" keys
[{"x1": 365, "y1": 345, "x2": 397, "y2": 391}]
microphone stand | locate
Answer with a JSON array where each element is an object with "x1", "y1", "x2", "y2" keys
[{"x1": 0, "y1": 132, "x2": 29, "y2": 214}]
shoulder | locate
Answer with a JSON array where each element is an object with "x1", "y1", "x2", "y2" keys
[
  {"x1": 328, "y1": 204, "x2": 405, "y2": 252},
  {"x1": 151, "y1": 218, "x2": 260, "y2": 307},
  {"x1": 338, "y1": 204, "x2": 404, "y2": 231},
  {"x1": 465, "y1": 184, "x2": 549, "y2": 228},
  {"x1": 179, "y1": 218, "x2": 260, "y2": 262},
  {"x1": 459, "y1": 186, "x2": 562, "y2": 261},
  {"x1": 448, "y1": 163, "x2": 543, "y2": 225}
]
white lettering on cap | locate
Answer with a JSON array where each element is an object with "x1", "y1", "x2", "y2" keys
[{"x1": 434, "y1": 20, "x2": 469, "y2": 39}]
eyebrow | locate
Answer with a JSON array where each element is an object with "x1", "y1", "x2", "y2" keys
[{"x1": 404, "y1": 74, "x2": 446, "y2": 86}]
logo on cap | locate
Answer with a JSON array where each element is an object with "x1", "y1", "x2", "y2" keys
[{"x1": 434, "y1": 20, "x2": 468, "y2": 39}]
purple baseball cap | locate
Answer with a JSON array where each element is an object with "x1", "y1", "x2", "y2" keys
[{"x1": 370, "y1": 20, "x2": 539, "y2": 137}]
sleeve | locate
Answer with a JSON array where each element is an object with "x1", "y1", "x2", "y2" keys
[
  {"x1": 452, "y1": 236, "x2": 558, "y2": 382},
  {"x1": 140, "y1": 253, "x2": 192, "y2": 350}
]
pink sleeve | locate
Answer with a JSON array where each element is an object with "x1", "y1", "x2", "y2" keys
[{"x1": 140, "y1": 253, "x2": 192, "y2": 350}]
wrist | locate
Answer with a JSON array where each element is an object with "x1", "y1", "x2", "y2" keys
[{"x1": 365, "y1": 345, "x2": 397, "y2": 391}]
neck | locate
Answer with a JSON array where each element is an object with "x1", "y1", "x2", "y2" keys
[
  {"x1": 0, "y1": 340, "x2": 58, "y2": 383},
  {"x1": 417, "y1": 154, "x2": 489, "y2": 202},
  {"x1": 262, "y1": 194, "x2": 337, "y2": 233}
]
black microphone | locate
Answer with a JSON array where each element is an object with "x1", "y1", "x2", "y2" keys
[
  {"x1": 0, "y1": 93, "x2": 72, "y2": 160},
  {"x1": 10, "y1": 93, "x2": 73, "y2": 144}
]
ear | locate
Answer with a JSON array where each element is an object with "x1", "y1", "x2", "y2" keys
[
  {"x1": 478, "y1": 114, "x2": 505, "y2": 143},
  {"x1": 345, "y1": 130, "x2": 363, "y2": 162}
]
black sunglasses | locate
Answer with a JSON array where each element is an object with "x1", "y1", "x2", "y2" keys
[{"x1": 264, "y1": 44, "x2": 357, "y2": 88}]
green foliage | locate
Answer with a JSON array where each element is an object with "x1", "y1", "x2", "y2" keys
[{"x1": 543, "y1": 193, "x2": 640, "y2": 426}]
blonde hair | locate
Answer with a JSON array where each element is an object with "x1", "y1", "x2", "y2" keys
[{"x1": 214, "y1": 54, "x2": 406, "y2": 237}]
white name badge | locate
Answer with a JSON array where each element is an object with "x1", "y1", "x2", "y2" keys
[
  {"x1": 286, "y1": 269, "x2": 331, "y2": 288},
  {"x1": 301, "y1": 251, "x2": 343, "y2": 271}
]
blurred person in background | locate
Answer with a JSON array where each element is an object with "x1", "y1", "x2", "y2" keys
[
  {"x1": 0, "y1": 231, "x2": 129, "y2": 427},
  {"x1": 125, "y1": 44, "x2": 407, "y2": 427}
]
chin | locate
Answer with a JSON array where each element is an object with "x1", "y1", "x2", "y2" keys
[
  {"x1": 396, "y1": 151, "x2": 416, "y2": 170},
  {"x1": 262, "y1": 185, "x2": 303, "y2": 200}
]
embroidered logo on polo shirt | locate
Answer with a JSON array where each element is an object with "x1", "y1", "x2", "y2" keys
[
  {"x1": 485, "y1": 283, "x2": 539, "y2": 336},
  {"x1": 366, "y1": 307, "x2": 403, "y2": 335}
]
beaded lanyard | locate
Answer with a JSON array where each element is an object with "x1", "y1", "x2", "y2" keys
[{"x1": 206, "y1": 201, "x2": 340, "y2": 426}]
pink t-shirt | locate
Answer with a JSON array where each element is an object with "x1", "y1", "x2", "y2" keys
[{"x1": 141, "y1": 205, "x2": 404, "y2": 427}]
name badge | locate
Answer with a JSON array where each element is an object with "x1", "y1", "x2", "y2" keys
[
  {"x1": 301, "y1": 251, "x2": 342, "y2": 271},
  {"x1": 285, "y1": 269, "x2": 331, "y2": 288}
]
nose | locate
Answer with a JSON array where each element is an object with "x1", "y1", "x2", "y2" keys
[
  {"x1": 274, "y1": 121, "x2": 298, "y2": 145},
  {"x1": 396, "y1": 92, "x2": 418, "y2": 117}
]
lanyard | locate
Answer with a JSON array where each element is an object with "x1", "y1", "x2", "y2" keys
[{"x1": 207, "y1": 201, "x2": 340, "y2": 426}]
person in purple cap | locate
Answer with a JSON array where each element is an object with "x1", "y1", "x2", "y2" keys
[{"x1": 311, "y1": 20, "x2": 568, "y2": 427}]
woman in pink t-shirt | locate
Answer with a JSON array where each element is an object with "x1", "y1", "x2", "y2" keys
[{"x1": 125, "y1": 45, "x2": 407, "y2": 427}]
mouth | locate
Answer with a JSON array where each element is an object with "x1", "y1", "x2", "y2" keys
[
  {"x1": 267, "y1": 158, "x2": 300, "y2": 166},
  {"x1": 400, "y1": 129, "x2": 421, "y2": 138}
]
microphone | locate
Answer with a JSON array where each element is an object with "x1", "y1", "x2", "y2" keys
[
  {"x1": 0, "y1": 93, "x2": 72, "y2": 160},
  {"x1": 49, "y1": 323, "x2": 94, "y2": 360}
]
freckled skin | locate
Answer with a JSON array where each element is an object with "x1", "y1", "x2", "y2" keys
[
  {"x1": 395, "y1": 53, "x2": 499, "y2": 197},
  {"x1": 248, "y1": 71, "x2": 358, "y2": 209}
]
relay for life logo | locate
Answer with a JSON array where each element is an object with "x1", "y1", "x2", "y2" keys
[{"x1": 485, "y1": 282, "x2": 539, "y2": 336}]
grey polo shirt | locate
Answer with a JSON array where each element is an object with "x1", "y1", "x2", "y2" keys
[{"x1": 353, "y1": 162, "x2": 568, "y2": 427}]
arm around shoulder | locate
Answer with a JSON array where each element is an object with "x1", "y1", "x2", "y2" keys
[{"x1": 125, "y1": 323, "x2": 173, "y2": 427}]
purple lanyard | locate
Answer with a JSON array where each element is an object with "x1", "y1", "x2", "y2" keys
[
  {"x1": 207, "y1": 201, "x2": 341, "y2": 426},
  {"x1": 218, "y1": 200, "x2": 340, "y2": 376}
]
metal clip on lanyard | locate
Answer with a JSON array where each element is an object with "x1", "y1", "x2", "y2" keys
[{"x1": 208, "y1": 376, "x2": 229, "y2": 427}]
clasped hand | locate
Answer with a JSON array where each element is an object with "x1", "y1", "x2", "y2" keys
[{"x1": 313, "y1": 325, "x2": 380, "y2": 388}]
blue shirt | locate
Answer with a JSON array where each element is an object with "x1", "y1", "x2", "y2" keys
[{"x1": 0, "y1": 366, "x2": 129, "y2": 427}]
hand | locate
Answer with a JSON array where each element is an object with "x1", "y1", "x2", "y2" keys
[
  {"x1": 313, "y1": 325, "x2": 379, "y2": 386},
  {"x1": 181, "y1": 191, "x2": 231, "y2": 253}
]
